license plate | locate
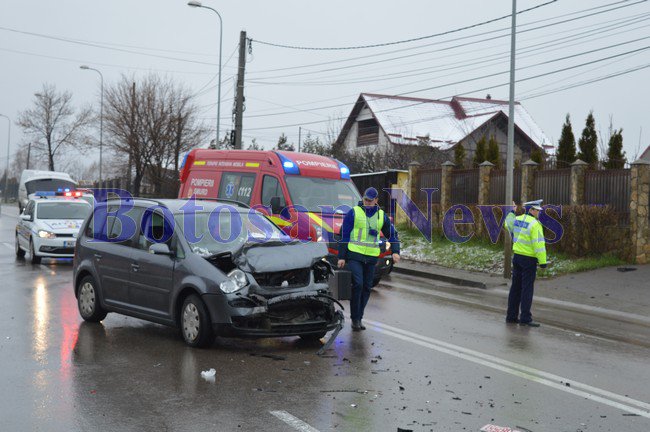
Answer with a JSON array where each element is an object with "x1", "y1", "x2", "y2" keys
[{"x1": 64, "y1": 240, "x2": 75, "y2": 248}]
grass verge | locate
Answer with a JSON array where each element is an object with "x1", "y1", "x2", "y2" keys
[{"x1": 397, "y1": 224, "x2": 625, "y2": 278}]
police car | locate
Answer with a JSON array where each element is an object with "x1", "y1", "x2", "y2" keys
[{"x1": 15, "y1": 191, "x2": 92, "y2": 264}]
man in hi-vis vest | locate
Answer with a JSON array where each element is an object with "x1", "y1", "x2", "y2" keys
[
  {"x1": 338, "y1": 187, "x2": 400, "y2": 331},
  {"x1": 504, "y1": 199, "x2": 547, "y2": 327}
]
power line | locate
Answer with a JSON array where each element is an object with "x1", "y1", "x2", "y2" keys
[
  {"x1": 250, "y1": 1, "x2": 559, "y2": 50},
  {"x1": 243, "y1": 51, "x2": 650, "y2": 132},
  {"x1": 246, "y1": 0, "x2": 643, "y2": 76}
]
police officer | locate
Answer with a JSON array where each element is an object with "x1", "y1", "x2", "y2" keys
[
  {"x1": 338, "y1": 187, "x2": 400, "y2": 331},
  {"x1": 504, "y1": 199, "x2": 547, "y2": 327}
]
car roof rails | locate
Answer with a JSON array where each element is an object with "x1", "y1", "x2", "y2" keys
[{"x1": 193, "y1": 198, "x2": 251, "y2": 209}]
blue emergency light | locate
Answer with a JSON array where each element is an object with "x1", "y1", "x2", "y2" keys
[
  {"x1": 35, "y1": 191, "x2": 56, "y2": 197},
  {"x1": 276, "y1": 152, "x2": 300, "y2": 175},
  {"x1": 337, "y1": 160, "x2": 351, "y2": 180}
]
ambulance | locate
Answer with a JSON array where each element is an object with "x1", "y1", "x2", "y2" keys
[{"x1": 178, "y1": 149, "x2": 394, "y2": 285}]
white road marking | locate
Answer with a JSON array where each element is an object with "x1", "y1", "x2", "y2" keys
[
  {"x1": 269, "y1": 411, "x2": 321, "y2": 432},
  {"x1": 366, "y1": 319, "x2": 650, "y2": 418}
]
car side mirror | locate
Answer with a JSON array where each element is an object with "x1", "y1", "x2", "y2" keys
[
  {"x1": 20, "y1": 214, "x2": 31, "y2": 221},
  {"x1": 149, "y1": 243, "x2": 174, "y2": 256},
  {"x1": 270, "y1": 196, "x2": 282, "y2": 215}
]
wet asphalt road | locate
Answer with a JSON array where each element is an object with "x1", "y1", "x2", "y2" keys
[{"x1": 1, "y1": 205, "x2": 650, "y2": 431}]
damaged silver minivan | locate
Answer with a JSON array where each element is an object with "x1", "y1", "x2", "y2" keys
[{"x1": 73, "y1": 198, "x2": 343, "y2": 347}]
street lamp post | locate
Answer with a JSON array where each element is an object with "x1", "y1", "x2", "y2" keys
[
  {"x1": 80, "y1": 65, "x2": 104, "y2": 184},
  {"x1": 0, "y1": 114, "x2": 10, "y2": 203},
  {"x1": 188, "y1": 0, "x2": 223, "y2": 148}
]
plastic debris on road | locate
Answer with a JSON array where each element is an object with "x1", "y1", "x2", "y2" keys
[{"x1": 201, "y1": 368, "x2": 216, "y2": 383}]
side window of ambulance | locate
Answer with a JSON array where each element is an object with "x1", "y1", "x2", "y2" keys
[
  {"x1": 261, "y1": 175, "x2": 286, "y2": 208},
  {"x1": 218, "y1": 172, "x2": 256, "y2": 205}
]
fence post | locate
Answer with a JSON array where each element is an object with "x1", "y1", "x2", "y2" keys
[
  {"x1": 407, "y1": 162, "x2": 421, "y2": 229},
  {"x1": 521, "y1": 159, "x2": 538, "y2": 203},
  {"x1": 570, "y1": 159, "x2": 588, "y2": 205},
  {"x1": 630, "y1": 159, "x2": 650, "y2": 264},
  {"x1": 441, "y1": 161, "x2": 455, "y2": 211},
  {"x1": 478, "y1": 161, "x2": 494, "y2": 237}
]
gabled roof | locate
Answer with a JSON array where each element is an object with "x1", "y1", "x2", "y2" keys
[
  {"x1": 338, "y1": 93, "x2": 554, "y2": 154},
  {"x1": 640, "y1": 144, "x2": 650, "y2": 161}
]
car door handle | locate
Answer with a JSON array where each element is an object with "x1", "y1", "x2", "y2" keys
[
  {"x1": 94, "y1": 253, "x2": 103, "y2": 261},
  {"x1": 131, "y1": 263, "x2": 140, "y2": 272}
]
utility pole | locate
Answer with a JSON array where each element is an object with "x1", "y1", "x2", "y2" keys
[
  {"x1": 234, "y1": 30, "x2": 247, "y2": 149},
  {"x1": 504, "y1": 0, "x2": 517, "y2": 279},
  {"x1": 26, "y1": 142, "x2": 31, "y2": 170},
  {"x1": 127, "y1": 82, "x2": 135, "y2": 192},
  {"x1": 298, "y1": 127, "x2": 302, "y2": 152}
]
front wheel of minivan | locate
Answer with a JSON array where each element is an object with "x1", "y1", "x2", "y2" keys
[
  {"x1": 77, "y1": 275, "x2": 108, "y2": 322},
  {"x1": 181, "y1": 295, "x2": 214, "y2": 348}
]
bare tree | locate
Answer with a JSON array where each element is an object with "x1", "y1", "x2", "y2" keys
[
  {"x1": 103, "y1": 74, "x2": 206, "y2": 196},
  {"x1": 17, "y1": 83, "x2": 92, "y2": 171}
]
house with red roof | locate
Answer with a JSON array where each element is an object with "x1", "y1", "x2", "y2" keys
[{"x1": 335, "y1": 93, "x2": 554, "y2": 167}]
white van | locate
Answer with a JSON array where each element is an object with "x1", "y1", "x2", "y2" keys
[{"x1": 18, "y1": 170, "x2": 78, "y2": 213}]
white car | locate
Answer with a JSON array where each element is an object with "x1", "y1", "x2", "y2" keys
[{"x1": 16, "y1": 196, "x2": 92, "y2": 264}]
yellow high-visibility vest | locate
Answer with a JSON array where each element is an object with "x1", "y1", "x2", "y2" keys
[
  {"x1": 347, "y1": 206, "x2": 385, "y2": 257},
  {"x1": 505, "y1": 212, "x2": 547, "y2": 265}
]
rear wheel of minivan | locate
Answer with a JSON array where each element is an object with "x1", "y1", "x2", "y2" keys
[
  {"x1": 77, "y1": 275, "x2": 108, "y2": 322},
  {"x1": 181, "y1": 295, "x2": 214, "y2": 348}
]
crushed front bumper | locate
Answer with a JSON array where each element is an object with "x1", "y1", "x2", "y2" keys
[{"x1": 203, "y1": 289, "x2": 341, "y2": 338}]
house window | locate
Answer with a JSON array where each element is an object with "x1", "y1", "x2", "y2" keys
[{"x1": 357, "y1": 119, "x2": 379, "y2": 147}]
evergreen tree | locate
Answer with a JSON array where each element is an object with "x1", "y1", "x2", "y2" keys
[
  {"x1": 530, "y1": 147, "x2": 543, "y2": 166},
  {"x1": 556, "y1": 114, "x2": 576, "y2": 169},
  {"x1": 473, "y1": 135, "x2": 487, "y2": 167},
  {"x1": 486, "y1": 135, "x2": 501, "y2": 168},
  {"x1": 577, "y1": 111, "x2": 599, "y2": 168},
  {"x1": 275, "y1": 133, "x2": 295, "y2": 151},
  {"x1": 301, "y1": 134, "x2": 331, "y2": 156},
  {"x1": 454, "y1": 143, "x2": 466, "y2": 168},
  {"x1": 603, "y1": 128, "x2": 626, "y2": 169},
  {"x1": 246, "y1": 138, "x2": 262, "y2": 150}
]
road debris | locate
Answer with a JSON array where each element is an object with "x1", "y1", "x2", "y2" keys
[{"x1": 200, "y1": 368, "x2": 216, "y2": 383}]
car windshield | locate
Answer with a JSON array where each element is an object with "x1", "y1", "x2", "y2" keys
[
  {"x1": 285, "y1": 177, "x2": 360, "y2": 212},
  {"x1": 174, "y1": 210, "x2": 291, "y2": 257},
  {"x1": 26, "y1": 179, "x2": 77, "y2": 194},
  {"x1": 36, "y1": 202, "x2": 91, "y2": 220}
]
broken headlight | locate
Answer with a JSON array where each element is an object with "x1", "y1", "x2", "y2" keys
[{"x1": 220, "y1": 269, "x2": 248, "y2": 293}]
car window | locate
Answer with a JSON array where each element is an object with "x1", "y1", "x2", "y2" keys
[
  {"x1": 36, "y1": 202, "x2": 91, "y2": 220},
  {"x1": 136, "y1": 210, "x2": 173, "y2": 251},
  {"x1": 25, "y1": 201, "x2": 35, "y2": 217},
  {"x1": 25, "y1": 179, "x2": 76, "y2": 194},
  {"x1": 261, "y1": 175, "x2": 286, "y2": 208},
  {"x1": 218, "y1": 172, "x2": 256, "y2": 205},
  {"x1": 106, "y1": 205, "x2": 145, "y2": 248}
]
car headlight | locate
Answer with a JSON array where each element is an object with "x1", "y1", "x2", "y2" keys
[
  {"x1": 38, "y1": 230, "x2": 56, "y2": 239},
  {"x1": 219, "y1": 269, "x2": 248, "y2": 293}
]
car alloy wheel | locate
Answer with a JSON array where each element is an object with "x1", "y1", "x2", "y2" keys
[
  {"x1": 15, "y1": 235, "x2": 25, "y2": 258},
  {"x1": 29, "y1": 239, "x2": 41, "y2": 264}
]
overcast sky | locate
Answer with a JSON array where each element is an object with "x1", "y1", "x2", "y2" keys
[{"x1": 1, "y1": 0, "x2": 649, "y2": 173}]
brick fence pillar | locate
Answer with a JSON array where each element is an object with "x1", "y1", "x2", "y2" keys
[
  {"x1": 478, "y1": 161, "x2": 494, "y2": 237},
  {"x1": 407, "y1": 161, "x2": 421, "y2": 228},
  {"x1": 441, "y1": 161, "x2": 455, "y2": 212},
  {"x1": 521, "y1": 159, "x2": 539, "y2": 203},
  {"x1": 570, "y1": 159, "x2": 588, "y2": 205},
  {"x1": 630, "y1": 159, "x2": 650, "y2": 264}
]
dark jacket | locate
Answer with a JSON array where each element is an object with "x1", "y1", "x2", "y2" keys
[{"x1": 338, "y1": 202, "x2": 400, "y2": 263}]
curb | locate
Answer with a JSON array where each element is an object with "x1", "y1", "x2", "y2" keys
[{"x1": 392, "y1": 266, "x2": 488, "y2": 289}]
